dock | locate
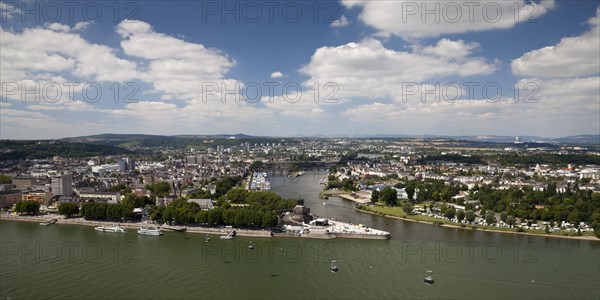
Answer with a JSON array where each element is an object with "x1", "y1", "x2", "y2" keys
[{"x1": 160, "y1": 225, "x2": 187, "y2": 232}]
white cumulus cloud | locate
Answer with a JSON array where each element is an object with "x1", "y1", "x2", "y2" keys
[
  {"x1": 270, "y1": 71, "x2": 284, "y2": 78},
  {"x1": 331, "y1": 15, "x2": 349, "y2": 28},
  {"x1": 342, "y1": 0, "x2": 555, "y2": 39},
  {"x1": 511, "y1": 7, "x2": 600, "y2": 78},
  {"x1": 300, "y1": 38, "x2": 497, "y2": 103}
]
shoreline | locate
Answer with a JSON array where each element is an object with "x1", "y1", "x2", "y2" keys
[
  {"x1": 354, "y1": 207, "x2": 600, "y2": 242},
  {"x1": 0, "y1": 214, "x2": 386, "y2": 240},
  {"x1": 321, "y1": 190, "x2": 372, "y2": 204},
  {"x1": 0, "y1": 214, "x2": 273, "y2": 238}
]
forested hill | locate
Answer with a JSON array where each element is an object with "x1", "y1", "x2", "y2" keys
[
  {"x1": 0, "y1": 140, "x2": 131, "y2": 160},
  {"x1": 61, "y1": 133, "x2": 285, "y2": 149}
]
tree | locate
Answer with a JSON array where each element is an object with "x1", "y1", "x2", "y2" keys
[
  {"x1": 226, "y1": 188, "x2": 248, "y2": 203},
  {"x1": 567, "y1": 210, "x2": 580, "y2": 224},
  {"x1": 122, "y1": 193, "x2": 152, "y2": 208},
  {"x1": 250, "y1": 161, "x2": 264, "y2": 171},
  {"x1": 14, "y1": 200, "x2": 40, "y2": 215},
  {"x1": 195, "y1": 210, "x2": 208, "y2": 224},
  {"x1": 444, "y1": 207, "x2": 456, "y2": 219},
  {"x1": 591, "y1": 211, "x2": 600, "y2": 239},
  {"x1": 146, "y1": 182, "x2": 171, "y2": 197},
  {"x1": 500, "y1": 211, "x2": 508, "y2": 223},
  {"x1": 485, "y1": 211, "x2": 496, "y2": 225},
  {"x1": 466, "y1": 210, "x2": 476, "y2": 223},
  {"x1": 58, "y1": 203, "x2": 79, "y2": 218},
  {"x1": 403, "y1": 202, "x2": 414, "y2": 214},
  {"x1": 405, "y1": 185, "x2": 415, "y2": 201},
  {"x1": 262, "y1": 212, "x2": 277, "y2": 228},
  {"x1": 380, "y1": 187, "x2": 398, "y2": 206},
  {"x1": 0, "y1": 175, "x2": 12, "y2": 184},
  {"x1": 506, "y1": 215, "x2": 516, "y2": 227},
  {"x1": 456, "y1": 209, "x2": 465, "y2": 222},
  {"x1": 371, "y1": 190, "x2": 380, "y2": 203},
  {"x1": 207, "y1": 208, "x2": 223, "y2": 225},
  {"x1": 149, "y1": 206, "x2": 164, "y2": 221}
]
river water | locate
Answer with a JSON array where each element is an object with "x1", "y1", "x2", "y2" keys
[{"x1": 1, "y1": 171, "x2": 598, "y2": 299}]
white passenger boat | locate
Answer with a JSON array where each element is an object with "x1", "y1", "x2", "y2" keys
[
  {"x1": 137, "y1": 225, "x2": 163, "y2": 236},
  {"x1": 95, "y1": 225, "x2": 126, "y2": 233}
]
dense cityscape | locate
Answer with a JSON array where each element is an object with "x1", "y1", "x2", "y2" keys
[
  {"x1": 1, "y1": 0, "x2": 599, "y2": 299},
  {"x1": 2, "y1": 135, "x2": 599, "y2": 238}
]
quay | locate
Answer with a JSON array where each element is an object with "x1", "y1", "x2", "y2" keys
[{"x1": 1, "y1": 214, "x2": 390, "y2": 240}]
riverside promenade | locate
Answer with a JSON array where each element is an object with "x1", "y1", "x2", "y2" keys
[{"x1": 1, "y1": 213, "x2": 391, "y2": 240}]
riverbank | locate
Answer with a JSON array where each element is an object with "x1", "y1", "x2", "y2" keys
[
  {"x1": 0, "y1": 213, "x2": 389, "y2": 240},
  {"x1": 319, "y1": 189, "x2": 347, "y2": 199},
  {"x1": 354, "y1": 206, "x2": 600, "y2": 241},
  {"x1": 320, "y1": 189, "x2": 372, "y2": 204},
  {"x1": 0, "y1": 213, "x2": 273, "y2": 238}
]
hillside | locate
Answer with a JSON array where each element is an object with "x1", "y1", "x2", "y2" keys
[
  {"x1": 0, "y1": 140, "x2": 132, "y2": 160},
  {"x1": 61, "y1": 133, "x2": 285, "y2": 149}
]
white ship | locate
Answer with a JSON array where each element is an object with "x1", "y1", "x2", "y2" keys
[
  {"x1": 95, "y1": 225, "x2": 126, "y2": 233},
  {"x1": 137, "y1": 225, "x2": 163, "y2": 236}
]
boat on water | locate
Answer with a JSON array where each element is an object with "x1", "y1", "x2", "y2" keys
[
  {"x1": 95, "y1": 225, "x2": 126, "y2": 233},
  {"x1": 39, "y1": 218, "x2": 58, "y2": 226},
  {"x1": 137, "y1": 225, "x2": 163, "y2": 236},
  {"x1": 424, "y1": 270, "x2": 434, "y2": 285},
  {"x1": 205, "y1": 234, "x2": 211, "y2": 242},
  {"x1": 220, "y1": 229, "x2": 236, "y2": 239},
  {"x1": 248, "y1": 241, "x2": 254, "y2": 250},
  {"x1": 330, "y1": 260, "x2": 339, "y2": 273}
]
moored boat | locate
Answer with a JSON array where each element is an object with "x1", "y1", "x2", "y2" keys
[
  {"x1": 137, "y1": 225, "x2": 163, "y2": 236},
  {"x1": 220, "y1": 229, "x2": 236, "y2": 239},
  {"x1": 95, "y1": 225, "x2": 126, "y2": 233},
  {"x1": 39, "y1": 218, "x2": 58, "y2": 226}
]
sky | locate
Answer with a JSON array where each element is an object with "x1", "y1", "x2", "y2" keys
[{"x1": 0, "y1": 0, "x2": 599, "y2": 139}]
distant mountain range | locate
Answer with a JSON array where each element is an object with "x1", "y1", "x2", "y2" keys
[
  {"x1": 60, "y1": 133, "x2": 281, "y2": 149},
  {"x1": 59, "y1": 133, "x2": 600, "y2": 148},
  {"x1": 303, "y1": 134, "x2": 599, "y2": 144}
]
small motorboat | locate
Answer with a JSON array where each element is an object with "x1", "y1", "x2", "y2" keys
[
  {"x1": 205, "y1": 234, "x2": 211, "y2": 242},
  {"x1": 330, "y1": 260, "x2": 339, "y2": 273},
  {"x1": 248, "y1": 241, "x2": 254, "y2": 250},
  {"x1": 220, "y1": 229, "x2": 236, "y2": 239},
  {"x1": 424, "y1": 270, "x2": 434, "y2": 285}
]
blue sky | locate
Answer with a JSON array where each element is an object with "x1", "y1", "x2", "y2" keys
[{"x1": 1, "y1": 0, "x2": 599, "y2": 139}]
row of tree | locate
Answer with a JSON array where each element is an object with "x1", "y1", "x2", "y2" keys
[
  {"x1": 371, "y1": 187, "x2": 398, "y2": 206},
  {"x1": 150, "y1": 190, "x2": 297, "y2": 229},
  {"x1": 471, "y1": 185, "x2": 600, "y2": 225},
  {"x1": 396, "y1": 179, "x2": 466, "y2": 203},
  {"x1": 14, "y1": 200, "x2": 40, "y2": 215},
  {"x1": 80, "y1": 202, "x2": 134, "y2": 221}
]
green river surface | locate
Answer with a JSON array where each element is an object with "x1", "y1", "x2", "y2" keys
[{"x1": 1, "y1": 171, "x2": 598, "y2": 299}]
